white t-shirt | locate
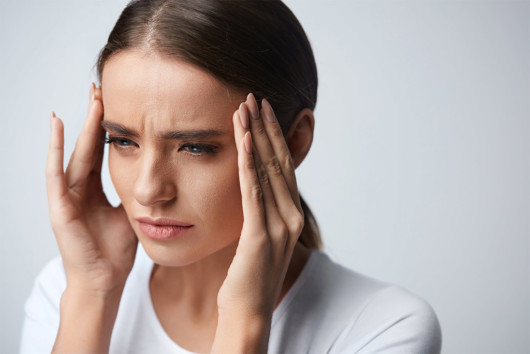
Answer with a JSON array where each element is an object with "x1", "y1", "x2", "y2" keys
[{"x1": 21, "y1": 244, "x2": 442, "y2": 353}]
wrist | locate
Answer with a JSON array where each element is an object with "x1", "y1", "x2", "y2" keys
[
  {"x1": 212, "y1": 313, "x2": 271, "y2": 353},
  {"x1": 53, "y1": 286, "x2": 124, "y2": 353},
  {"x1": 60, "y1": 284, "x2": 124, "y2": 310}
]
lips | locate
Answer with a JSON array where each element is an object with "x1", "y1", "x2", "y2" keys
[{"x1": 135, "y1": 217, "x2": 193, "y2": 241}]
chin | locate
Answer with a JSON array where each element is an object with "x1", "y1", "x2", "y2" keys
[
  {"x1": 138, "y1": 237, "x2": 240, "y2": 267},
  {"x1": 139, "y1": 240, "x2": 202, "y2": 267}
]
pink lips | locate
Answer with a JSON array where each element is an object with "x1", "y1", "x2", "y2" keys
[{"x1": 136, "y1": 217, "x2": 193, "y2": 241}]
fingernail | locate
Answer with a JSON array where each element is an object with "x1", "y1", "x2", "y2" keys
[
  {"x1": 244, "y1": 132, "x2": 252, "y2": 154},
  {"x1": 50, "y1": 111, "x2": 55, "y2": 128},
  {"x1": 247, "y1": 93, "x2": 259, "y2": 119},
  {"x1": 262, "y1": 99, "x2": 276, "y2": 123},
  {"x1": 239, "y1": 103, "x2": 249, "y2": 129}
]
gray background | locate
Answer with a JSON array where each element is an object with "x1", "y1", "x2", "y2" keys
[{"x1": 1, "y1": 0, "x2": 528, "y2": 353}]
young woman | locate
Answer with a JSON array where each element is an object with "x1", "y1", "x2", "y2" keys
[{"x1": 22, "y1": 1, "x2": 442, "y2": 353}]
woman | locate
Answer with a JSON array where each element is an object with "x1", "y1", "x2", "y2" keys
[{"x1": 22, "y1": 0, "x2": 442, "y2": 353}]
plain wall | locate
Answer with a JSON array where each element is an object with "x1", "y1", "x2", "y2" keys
[{"x1": 1, "y1": 1, "x2": 528, "y2": 353}]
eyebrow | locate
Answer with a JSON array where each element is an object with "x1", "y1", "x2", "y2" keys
[{"x1": 100, "y1": 120, "x2": 227, "y2": 140}]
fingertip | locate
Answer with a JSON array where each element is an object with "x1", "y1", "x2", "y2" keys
[
  {"x1": 232, "y1": 109, "x2": 239, "y2": 127},
  {"x1": 94, "y1": 85, "x2": 103, "y2": 101},
  {"x1": 239, "y1": 102, "x2": 249, "y2": 129},
  {"x1": 246, "y1": 93, "x2": 259, "y2": 120},
  {"x1": 261, "y1": 98, "x2": 276, "y2": 123},
  {"x1": 89, "y1": 82, "x2": 95, "y2": 101},
  {"x1": 50, "y1": 112, "x2": 63, "y2": 131}
]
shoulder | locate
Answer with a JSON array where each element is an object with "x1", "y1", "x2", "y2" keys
[
  {"x1": 20, "y1": 255, "x2": 66, "y2": 353},
  {"x1": 24, "y1": 255, "x2": 66, "y2": 315},
  {"x1": 336, "y1": 285, "x2": 442, "y2": 353},
  {"x1": 270, "y1": 250, "x2": 442, "y2": 353},
  {"x1": 20, "y1": 244, "x2": 152, "y2": 353}
]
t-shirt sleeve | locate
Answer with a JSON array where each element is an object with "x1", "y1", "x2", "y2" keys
[
  {"x1": 20, "y1": 256, "x2": 66, "y2": 354},
  {"x1": 332, "y1": 286, "x2": 442, "y2": 354}
]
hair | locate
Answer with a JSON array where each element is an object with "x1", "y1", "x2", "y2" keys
[{"x1": 95, "y1": 0, "x2": 322, "y2": 250}]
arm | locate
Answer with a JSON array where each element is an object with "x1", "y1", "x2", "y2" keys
[
  {"x1": 45, "y1": 83, "x2": 137, "y2": 351},
  {"x1": 52, "y1": 286, "x2": 124, "y2": 353},
  {"x1": 211, "y1": 94, "x2": 305, "y2": 353}
]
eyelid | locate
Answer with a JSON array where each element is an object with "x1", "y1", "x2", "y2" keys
[
  {"x1": 104, "y1": 135, "x2": 219, "y2": 155},
  {"x1": 104, "y1": 136, "x2": 138, "y2": 147},
  {"x1": 179, "y1": 142, "x2": 219, "y2": 155}
]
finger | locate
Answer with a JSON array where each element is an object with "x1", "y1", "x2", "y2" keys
[
  {"x1": 88, "y1": 82, "x2": 94, "y2": 114},
  {"x1": 65, "y1": 84, "x2": 104, "y2": 188},
  {"x1": 235, "y1": 129, "x2": 267, "y2": 236},
  {"x1": 260, "y1": 98, "x2": 302, "y2": 212},
  {"x1": 46, "y1": 111, "x2": 67, "y2": 203},
  {"x1": 246, "y1": 93, "x2": 302, "y2": 216},
  {"x1": 91, "y1": 127, "x2": 106, "y2": 175},
  {"x1": 233, "y1": 102, "x2": 249, "y2": 143},
  {"x1": 235, "y1": 103, "x2": 286, "y2": 241},
  {"x1": 251, "y1": 139, "x2": 288, "y2": 245},
  {"x1": 91, "y1": 86, "x2": 105, "y2": 174}
]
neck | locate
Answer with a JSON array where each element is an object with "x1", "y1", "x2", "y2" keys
[
  {"x1": 150, "y1": 239, "x2": 239, "y2": 319},
  {"x1": 150, "y1": 241, "x2": 312, "y2": 320}
]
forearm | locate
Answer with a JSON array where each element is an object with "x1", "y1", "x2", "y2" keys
[
  {"x1": 52, "y1": 286, "x2": 124, "y2": 353},
  {"x1": 211, "y1": 313, "x2": 271, "y2": 354}
]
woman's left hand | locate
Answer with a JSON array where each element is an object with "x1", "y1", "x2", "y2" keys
[{"x1": 211, "y1": 93, "x2": 304, "y2": 353}]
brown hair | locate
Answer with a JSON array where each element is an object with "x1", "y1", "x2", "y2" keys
[{"x1": 95, "y1": 0, "x2": 321, "y2": 250}]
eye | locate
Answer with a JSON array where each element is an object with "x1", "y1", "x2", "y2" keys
[
  {"x1": 104, "y1": 136, "x2": 137, "y2": 148},
  {"x1": 179, "y1": 143, "x2": 218, "y2": 155}
]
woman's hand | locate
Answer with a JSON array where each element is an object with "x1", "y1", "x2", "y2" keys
[
  {"x1": 46, "y1": 83, "x2": 138, "y2": 351},
  {"x1": 212, "y1": 93, "x2": 304, "y2": 353},
  {"x1": 47, "y1": 83, "x2": 137, "y2": 292}
]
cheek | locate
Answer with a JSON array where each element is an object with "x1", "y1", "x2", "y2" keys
[
  {"x1": 108, "y1": 150, "x2": 135, "y2": 203},
  {"x1": 184, "y1": 155, "x2": 243, "y2": 231}
]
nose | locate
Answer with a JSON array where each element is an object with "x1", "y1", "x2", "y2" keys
[{"x1": 133, "y1": 154, "x2": 177, "y2": 206}]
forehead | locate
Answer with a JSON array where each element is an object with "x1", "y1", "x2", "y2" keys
[{"x1": 100, "y1": 50, "x2": 242, "y2": 128}]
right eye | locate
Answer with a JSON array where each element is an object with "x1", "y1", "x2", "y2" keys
[{"x1": 104, "y1": 136, "x2": 137, "y2": 148}]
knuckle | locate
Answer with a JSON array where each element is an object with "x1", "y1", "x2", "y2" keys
[
  {"x1": 251, "y1": 185, "x2": 263, "y2": 202},
  {"x1": 258, "y1": 168, "x2": 269, "y2": 186},
  {"x1": 244, "y1": 158, "x2": 256, "y2": 171},
  {"x1": 288, "y1": 213, "x2": 305, "y2": 235},
  {"x1": 270, "y1": 124, "x2": 283, "y2": 138},
  {"x1": 282, "y1": 154, "x2": 295, "y2": 171},
  {"x1": 265, "y1": 156, "x2": 282, "y2": 177}
]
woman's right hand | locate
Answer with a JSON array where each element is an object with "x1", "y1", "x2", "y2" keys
[{"x1": 46, "y1": 83, "x2": 138, "y2": 294}]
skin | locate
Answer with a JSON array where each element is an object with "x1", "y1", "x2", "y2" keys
[{"x1": 46, "y1": 49, "x2": 315, "y2": 353}]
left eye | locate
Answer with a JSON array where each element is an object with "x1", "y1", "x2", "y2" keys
[{"x1": 180, "y1": 143, "x2": 218, "y2": 155}]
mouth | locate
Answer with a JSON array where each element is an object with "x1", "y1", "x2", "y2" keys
[{"x1": 135, "y1": 217, "x2": 194, "y2": 241}]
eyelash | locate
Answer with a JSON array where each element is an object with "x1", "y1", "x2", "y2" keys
[{"x1": 104, "y1": 137, "x2": 218, "y2": 156}]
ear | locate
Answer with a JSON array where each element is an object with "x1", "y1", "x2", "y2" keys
[{"x1": 285, "y1": 108, "x2": 315, "y2": 169}]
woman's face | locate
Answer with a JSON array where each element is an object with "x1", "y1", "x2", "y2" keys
[{"x1": 101, "y1": 50, "x2": 245, "y2": 266}]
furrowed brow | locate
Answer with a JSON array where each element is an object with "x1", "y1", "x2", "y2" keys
[
  {"x1": 162, "y1": 130, "x2": 226, "y2": 140},
  {"x1": 101, "y1": 121, "x2": 227, "y2": 140},
  {"x1": 101, "y1": 121, "x2": 139, "y2": 138}
]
